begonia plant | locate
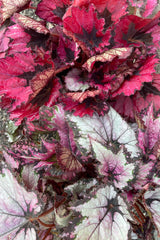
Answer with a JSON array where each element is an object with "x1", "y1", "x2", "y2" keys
[{"x1": 0, "y1": 0, "x2": 160, "y2": 239}]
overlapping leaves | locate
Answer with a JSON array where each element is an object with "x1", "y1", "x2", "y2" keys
[{"x1": 0, "y1": 0, "x2": 160, "y2": 239}]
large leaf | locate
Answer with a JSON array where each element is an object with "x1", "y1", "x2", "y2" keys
[
  {"x1": 67, "y1": 107, "x2": 140, "y2": 157},
  {"x1": 63, "y1": 4, "x2": 111, "y2": 56},
  {"x1": 71, "y1": 185, "x2": 132, "y2": 240},
  {"x1": 0, "y1": 168, "x2": 41, "y2": 239}
]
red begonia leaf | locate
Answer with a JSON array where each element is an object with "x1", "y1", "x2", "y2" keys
[
  {"x1": 110, "y1": 85, "x2": 160, "y2": 121},
  {"x1": 152, "y1": 73, "x2": 160, "y2": 91},
  {"x1": 6, "y1": 17, "x2": 51, "y2": 54},
  {"x1": 9, "y1": 103, "x2": 40, "y2": 125},
  {"x1": 62, "y1": 93, "x2": 109, "y2": 117},
  {"x1": 65, "y1": 0, "x2": 128, "y2": 23},
  {"x1": 0, "y1": 53, "x2": 35, "y2": 109},
  {"x1": 63, "y1": 4, "x2": 111, "y2": 56},
  {"x1": 36, "y1": 0, "x2": 72, "y2": 24},
  {"x1": 112, "y1": 55, "x2": 158, "y2": 97},
  {"x1": 9, "y1": 74, "x2": 60, "y2": 125},
  {"x1": 114, "y1": 14, "x2": 160, "y2": 51},
  {"x1": 0, "y1": 0, "x2": 30, "y2": 25},
  {"x1": 0, "y1": 168, "x2": 41, "y2": 239},
  {"x1": 51, "y1": 26, "x2": 80, "y2": 70}
]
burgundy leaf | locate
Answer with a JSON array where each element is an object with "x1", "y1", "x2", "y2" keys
[
  {"x1": 63, "y1": 4, "x2": 111, "y2": 56},
  {"x1": 62, "y1": 93, "x2": 108, "y2": 117},
  {"x1": 111, "y1": 55, "x2": 158, "y2": 97},
  {"x1": 30, "y1": 68, "x2": 55, "y2": 99},
  {"x1": 21, "y1": 165, "x2": 40, "y2": 191},
  {"x1": 114, "y1": 14, "x2": 160, "y2": 51},
  {"x1": 65, "y1": 0, "x2": 128, "y2": 23},
  {"x1": 51, "y1": 26, "x2": 80, "y2": 70},
  {"x1": 36, "y1": 0, "x2": 72, "y2": 24}
]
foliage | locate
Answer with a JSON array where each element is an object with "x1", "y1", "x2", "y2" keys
[{"x1": 0, "y1": 0, "x2": 160, "y2": 239}]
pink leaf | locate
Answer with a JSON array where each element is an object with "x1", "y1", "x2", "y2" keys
[
  {"x1": 0, "y1": 168, "x2": 41, "y2": 239},
  {"x1": 91, "y1": 140, "x2": 135, "y2": 188},
  {"x1": 71, "y1": 185, "x2": 132, "y2": 240}
]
